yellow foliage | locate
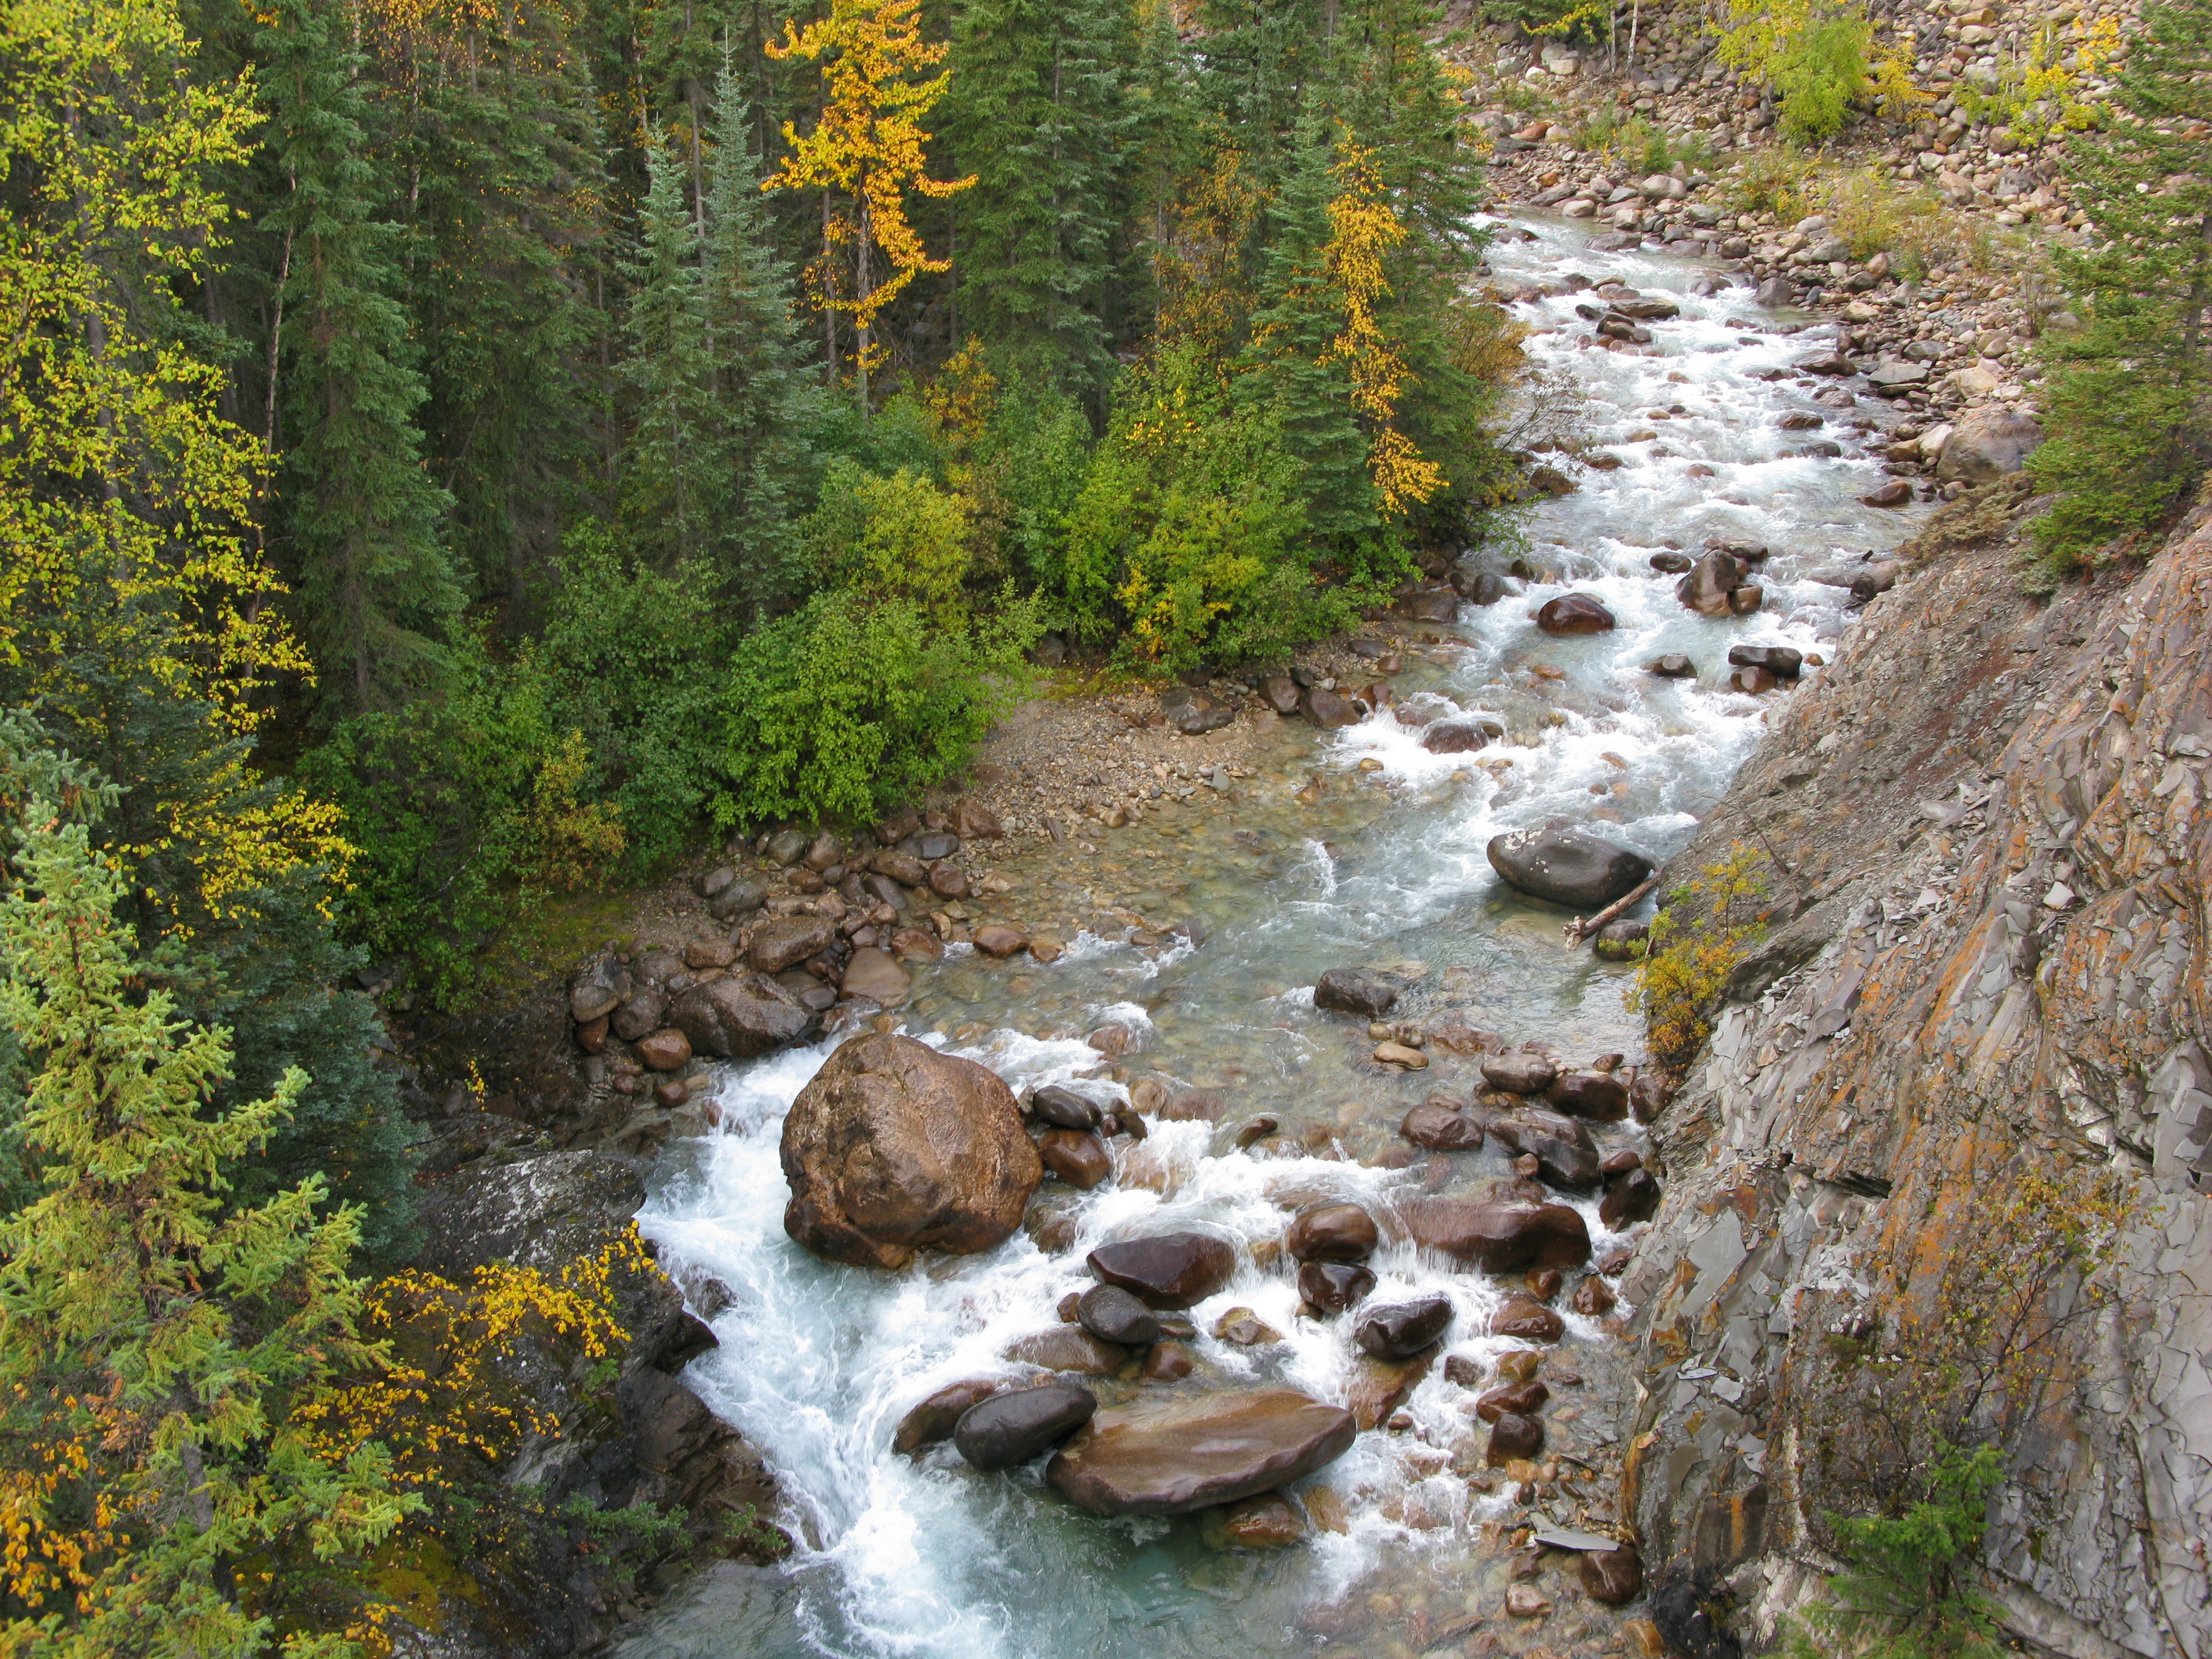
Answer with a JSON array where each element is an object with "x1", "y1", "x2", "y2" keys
[
  {"x1": 526, "y1": 731, "x2": 628, "y2": 893},
  {"x1": 1629, "y1": 844, "x2": 1770, "y2": 1073},
  {"x1": 1318, "y1": 144, "x2": 1443, "y2": 518},
  {"x1": 292, "y1": 1229, "x2": 652, "y2": 1490},
  {"x1": 763, "y1": 0, "x2": 974, "y2": 375},
  {"x1": 1152, "y1": 142, "x2": 1264, "y2": 357},
  {"x1": 922, "y1": 338, "x2": 1000, "y2": 452}
]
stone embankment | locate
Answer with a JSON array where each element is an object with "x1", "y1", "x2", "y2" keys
[{"x1": 1614, "y1": 482, "x2": 2211, "y2": 1656}]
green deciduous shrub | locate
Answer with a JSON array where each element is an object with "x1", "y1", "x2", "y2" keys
[{"x1": 1713, "y1": 0, "x2": 1872, "y2": 143}]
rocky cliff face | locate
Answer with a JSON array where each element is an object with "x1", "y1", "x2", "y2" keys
[{"x1": 1619, "y1": 495, "x2": 2211, "y2": 1656}]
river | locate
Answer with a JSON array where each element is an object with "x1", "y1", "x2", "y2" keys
[{"x1": 620, "y1": 212, "x2": 1922, "y2": 1659}]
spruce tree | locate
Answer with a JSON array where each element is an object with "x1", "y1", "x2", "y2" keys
[
  {"x1": 698, "y1": 68, "x2": 819, "y2": 610},
  {"x1": 0, "y1": 803, "x2": 408, "y2": 1646},
  {"x1": 2027, "y1": 0, "x2": 2212, "y2": 577},
  {"x1": 620, "y1": 129, "x2": 716, "y2": 562},
  {"x1": 262, "y1": 0, "x2": 464, "y2": 713},
  {"x1": 940, "y1": 0, "x2": 1134, "y2": 393}
]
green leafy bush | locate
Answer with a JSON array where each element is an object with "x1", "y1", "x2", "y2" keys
[
  {"x1": 1713, "y1": 0, "x2": 1872, "y2": 142},
  {"x1": 808, "y1": 458, "x2": 974, "y2": 623}
]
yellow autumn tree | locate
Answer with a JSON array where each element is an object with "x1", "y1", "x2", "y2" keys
[
  {"x1": 1319, "y1": 143, "x2": 1444, "y2": 518},
  {"x1": 762, "y1": 0, "x2": 974, "y2": 401}
]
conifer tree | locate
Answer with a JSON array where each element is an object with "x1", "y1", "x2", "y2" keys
[
  {"x1": 0, "y1": 802, "x2": 409, "y2": 1647},
  {"x1": 2027, "y1": 0, "x2": 2212, "y2": 576},
  {"x1": 262, "y1": 0, "x2": 464, "y2": 713},
  {"x1": 699, "y1": 67, "x2": 819, "y2": 609},
  {"x1": 620, "y1": 130, "x2": 715, "y2": 559},
  {"x1": 940, "y1": 0, "x2": 1133, "y2": 393}
]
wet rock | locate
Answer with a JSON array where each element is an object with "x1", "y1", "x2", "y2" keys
[
  {"x1": 1485, "y1": 1108, "x2": 1601, "y2": 1190},
  {"x1": 839, "y1": 947, "x2": 911, "y2": 1005},
  {"x1": 1314, "y1": 968, "x2": 1399, "y2": 1017},
  {"x1": 610, "y1": 989, "x2": 667, "y2": 1044},
  {"x1": 1489, "y1": 1296, "x2": 1566, "y2": 1342},
  {"x1": 1260, "y1": 673, "x2": 1301, "y2": 714},
  {"x1": 1572, "y1": 1274, "x2": 1619, "y2": 1316},
  {"x1": 893, "y1": 1379, "x2": 1002, "y2": 1454},
  {"x1": 1004, "y1": 1327, "x2": 1128, "y2": 1375},
  {"x1": 1202, "y1": 1490, "x2": 1307, "y2": 1550},
  {"x1": 667, "y1": 973, "x2": 811, "y2": 1058},
  {"x1": 1401, "y1": 587, "x2": 1460, "y2": 621},
  {"x1": 1488, "y1": 1411, "x2": 1545, "y2": 1463},
  {"x1": 1451, "y1": 555, "x2": 1511, "y2": 605},
  {"x1": 575, "y1": 1015, "x2": 608, "y2": 1054},
  {"x1": 928, "y1": 863, "x2": 971, "y2": 899},
  {"x1": 635, "y1": 1028, "x2": 692, "y2": 1072},
  {"x1": 801, "y1": 831, "x2": 841, "y2": 872},
  {"x1": 1300, "y1": 686, "x2": 1359, "y2": 729},
  {"x1": 1088, "y1": 1232, "x2": 1238, "y2": 1309},
  {"x1": 1373, "y1": 1041, "x2": 1427, "y2": 1069},
  {"x1": 1234, "y1": 1114, "x2": 1279, "y2": 1149},
  {"x1": 1937, "y1": 405, "x2": 2044, "y2": 482},
  {"x1": 1726, "y1": 644, "x2": 1802, "y2": 679},
  {"x1": 1730, "y1": 665, "x2": 1780, "y2": 694},
  {"x1": 873, "y1": 806, "x2": 921, "y2": 846},
  {"x1": 750, "y1": 917, "x2": 837, "y2": 974},
  {"x1": 1482, "y1": 1052, "x2": 1558, "y2": 1094},
  {"x1": 972, "y1": 924, "x2": 1029, "y2": 958},
  {"x1": 1581, "y1": 1545, "x2": 1645, "y2": 1605},
  {"x1": 1297, "y1": 1260, "x2": 1376, "y2": 1315},
  {"x1": 1030, "y1": 1084, "x2": 1104, "y2": 1130},
  {"x1": 1354, "y1": 1294, "x2": 1454, "y2": 1360},
  {"x1": 872, "y1": 850, "x2": 930, "y2": 888},
  {"x1": 950, "y1": 799, "x2": 1002, "y2": 840},
  {"x1": 1040, "y1": 1129, "x2": 1113, "y2": 1190},
  {"x1": 781, "y1": 1032, "x2": 1042, "y2": 1270},
  {"x1": 909, "y1": 831, "x2": 961, "y2": 862},
  {"x1": 684, "y1": 938, "x2": 737, "y2": 971},
  {"x1": 1078, "y1": 1284, "x2": 1161, "y2": 1347},
  {"x1": 1645, "y1": 653, "x2": 1696, "y2": 678},
  {"x1": 1163, "y1": 687, "x2": 1237, "y2": 735},
  {"x1": 1505, "y1": 1583, "x2": 1553, "y2": 1618},
  {"x1": 1548, "y1": 1070, "x2": 1630, "y2": 1122},
  {"x1": 1141, "y1": 1341, "x2": 1193, "y2": 1381},
  {"x1": 1536, "y1": 593, "x2": 1617, "y2": 634},
  {"x1": 1488, "y1": 826, "x2": 1654, "y2": 910},
  {"x1": 1859, "y1": 478, "x2": 1913, "y2": 508},
  {"x1": 1729, "y1": 583, "x2": 1765, "y2": 615},
  {"x1": 1594, "y1": 918, "x2": 1648, "y2": 959},
  {"x1": 765, "y1": 829, "x2": 810, "y2": 867},
  {"x1": 1401, "y1": 1102, "x2": 1485, "y2": 1151},
  {"x1": 1047, "y1": 1389, "x2": 1358, "y2": 1515},
  {"x1": 1404, "y1": 1198, "x2": 1591, "y2": 1271},
  {"x1": 1600, "y1": 1167, "x2": 1662, "y2": 1229},
  {"x1": 1476, "y1": 1380, "x2": 1550, "y2": 1422},
  {"x1": 1286, "y1": 1203, "x2": 1379, "y2": 1262},
  {"x1": 1212, "y1": 1308, "x2": 1281, "y2": 1347},
  {"x1": 1675, "y1": 548, "x2": 1746, "y2": 618},
  {"x1": 569, "y1": 958, "x2": 628, "y2": 1024},
  {"x1": 954, "y1": 1381, "x2": 1098, "y2": 1470},
  {"x1": 1423, "y1": 719, "x2": 1491, "y2": 755}
]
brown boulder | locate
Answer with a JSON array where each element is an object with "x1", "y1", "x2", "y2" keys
[
  {"x1": 1485, "y1": 1108, "x2": 1601, "y2": 1190},
  {"x1": 972, "y1": 924, "x2": 1029, "y2": 958},
  {"x1": 780, "y1": 1032, "x2": 1042, "y2": 1269},
  {"x1": 1475, "y1": 1380, "x2": 1549, "y2": 1423},
  {"x1": 1354, "y1": 1294, "x2": 1453, "y2": 1360},
  {"x1": 750, "y1": 917, "x2": 837, "y2": 974},
  {"x1": 1040, "y1": 1129, "x2": 1113, "y2": 1190},
  {"x1": 1580, "y1": 1544, "x2": 1645, "y2": 1604},
  {"x1": 1548, "y1": 1070, "x2": 1630, "y2": 1121},
  {"x1": 1600, "y1": 1167, "x2": 1662, "y2": 1229},
  {"x1": 1297, "y1": 1260, "x2": 1375, "y2": 1315},
  {"x1": 1676, "y1": 548, "x2": 1745, "y2": 617},
  {"x1": 1482, "y1": 1052, "x2": 1558, "y2": 1094},
  {"x1": 1088, "y1": 1232, "x2": 1237, "y2": 1309},
  {"x1": 892, "y1": 1379, "x2": 1001, "y2": 1454},
  {"x1": 1203, "y1": 1490, "x2": 1307, "y2": 1549},
  {"x1": 1401, "y1": 1101, "x2": 1485, "y2": 1151},
  {"x1": 1285, "y1": 1203, "x2": 1379, "y2": 1262},
  {"x1": 667, "y1": 972, "x2": 811, "y2": 1058},
  {"x1": 1003, "y1": 1327, "x2": 1128, "y2": 1375},
  {"x1": 950, "y1": 799, "x2": 1003, "y2": 840},
  {"x1": 1536, "y1": 593, "x2": 1617, "y2": 634},
  {"x1": 954, "y1": 1381, "x2": 1096, "y2": 1470},
  {"x1": 1047, "y1": 1390, "x2": 1357, "y2": 1515},
  {"x1": 635, "y1": 1027, "x2": 692, "y2": 1073},
  {"x1": 1403, "y1": 1198, "x2": 1591, "y2": 1271},
  {"x1": 1489, "y1": 1296, "x2": 1566, "y2": 1342},
  {"x1": 1488, "y1": 1411, "x2": 1544, "y2": 1463}
]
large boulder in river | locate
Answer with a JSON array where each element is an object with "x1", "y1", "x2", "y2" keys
[
  {"x1": 1936, "y1": 406, "x2": 2044, "y2": 483},
  {"x1": 668, "y1": 973, "x2": 811, "y2": 1058},
  {"x1": 1403, "y1": 1197, "x2": 1592, "y2": 1271},
  {"x1": 1675, "y1": 547, "x2": 1746, "y2": 617},
  {"x1": 780, "y1": 1033, "x2": 1042, "y2": 1270},
  {"x1": 750, "y1": 916, "x2": 836, "y2": 974},
  {"x1": 1047, "y1": 1389, "x2": 1357, "y2": 1515},
  {"x1": 1536, "y1": 593, "x2": 1616, "y2": 634},
  {"x1": 955, "y1": 1382, "x2": 1097, "y2": 1471},
  {"x1": 1484, "y1": 1109, "x2": 1601, "y2": 1191},
  {"x1": 1487, "y1": 826, "x2": 1654, "y2": 910}
]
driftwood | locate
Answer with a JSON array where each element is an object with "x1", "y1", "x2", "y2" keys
[{"x1": 1564, "y1": 876, "x2": 1658, "y2": 946}]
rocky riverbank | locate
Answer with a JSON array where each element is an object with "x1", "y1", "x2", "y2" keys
[{"x1": 1612, "y1": 481, "x2": 2211, "y2": 1656}]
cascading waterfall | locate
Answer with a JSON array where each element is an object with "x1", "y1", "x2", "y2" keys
[{"x1": 624, "y1": 215, "x2": 1919, "y2": 1659}]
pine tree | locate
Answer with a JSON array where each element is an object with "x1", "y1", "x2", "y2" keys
[
  {"x1": 0, "y1": 802, "x2": 409, "y2": 1646},
  {"x1": 2027, "y1": 0, "x2": 2212, "y2": 577},
  {"x1": 620, "y1": 129, "x2": 716, "y2": 559},
  {"x1": 262, "y1": 0, "x2": 464, "y2": 713},
  {"x1": 698, "y1": 67, "x2": 819, "y2": 609},
  {"x1": 939, "y1": 0, "x2": 1134, "y2": 393}
]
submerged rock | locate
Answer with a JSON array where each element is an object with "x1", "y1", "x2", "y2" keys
[
  {"x1": 1047, "y1": 1389, "x2": 1357, "y2": 1515},
  {"x1": 1488, "y1": 826, "x2": 1655, "y2": 910},
  {"x1": 780, "y1": 1033, "x2": 1042, "y2": 1270}
]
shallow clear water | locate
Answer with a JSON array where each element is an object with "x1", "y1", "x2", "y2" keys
[{"x1": 627, "y1": 218, "x2": 1918, "y2": 1659}]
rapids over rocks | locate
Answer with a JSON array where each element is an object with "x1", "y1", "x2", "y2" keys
[{"x1": 622, "y1": 216, "x2": 1927, "y2": 1659}]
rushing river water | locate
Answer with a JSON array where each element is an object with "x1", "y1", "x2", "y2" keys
[{"x1": 623, "y1": 215, "x2": 1923, "y2": 1659}]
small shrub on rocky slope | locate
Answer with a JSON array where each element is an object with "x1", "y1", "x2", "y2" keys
[{"x1": 1630, "y1": 843, "x2": 1771, "y2": 1072}]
